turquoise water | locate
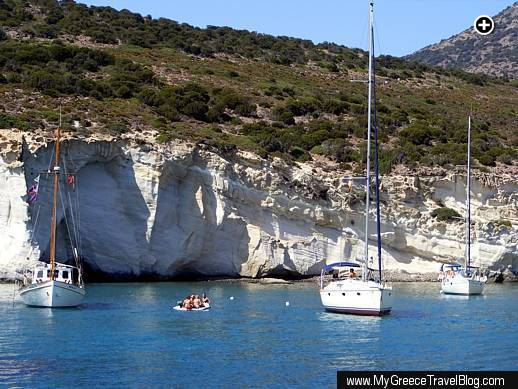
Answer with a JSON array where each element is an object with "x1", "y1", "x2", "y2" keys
[{"x1": 1, "y1": 282, "x2": 517, "y2": 387}]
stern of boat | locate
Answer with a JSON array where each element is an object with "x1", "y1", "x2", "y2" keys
[
  {"x1": 441, "y1": 277, "x2": 484, "y2": 295},
  {"x1": 320, "y1": 280, "x2": 392, "y2": 316}
]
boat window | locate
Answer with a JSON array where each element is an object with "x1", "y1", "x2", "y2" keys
[
  {"x1": 37, "y1": 270, "x2": 43, "y2": 278},
  {"x1": 47, "y1": 270, "x2": 51, "y2": 277},
  {"x1": 62, "y1": 271, "x2": 69, "y2": 279},
  {"x1": 54, "y1": 270, "x2": 59, "y2": 278}
]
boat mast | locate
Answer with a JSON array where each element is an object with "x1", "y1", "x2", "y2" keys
[
  {"x1": 363, "y1": 2, "x2": 374, "y2": 281},
  {"x1": 465, "y1": 115, "x2": 471, "y2": 269},
  {"x1": 49, "y1": 115, "x2": 62, "y2": 280},
  {"x1": 372, "y1": 20, "x2": 383, "y2": 282}
]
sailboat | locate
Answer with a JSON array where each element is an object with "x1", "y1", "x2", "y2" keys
[
  {"x1": 440, "y1": 115, "x2": 486, "y2": 295},
  {"x1": 18, "y1": 121, "x2": 86, "y2": 307},
  {"x1": 319, "y1": 2, "x2": 393, "y2": 316}
]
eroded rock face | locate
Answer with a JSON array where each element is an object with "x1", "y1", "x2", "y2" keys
[{"x1": 0, "y1": 132, "x2": 517, "y2": 280}]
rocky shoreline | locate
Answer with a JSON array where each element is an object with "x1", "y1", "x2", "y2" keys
[
  {"x1": 3, "y1": 269, "x2": 516, "y2": 285},
  {"x1": 208, "y1": 269, "x2": 518, "y2": 284}
]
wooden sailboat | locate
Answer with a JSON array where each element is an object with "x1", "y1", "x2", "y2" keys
[
  {"x1": 18, "y1": 122, "x2": 86, "y2": 307},
  {"x1": 440, "y1": 115, "x2": 486, "y2": 295},
  {"x1": 319, "y1": 2, "x2": 393, "y2": 316}
]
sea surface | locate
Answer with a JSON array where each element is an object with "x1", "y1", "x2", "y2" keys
[{"x1": 1, "y1": 282, "x2": 517, "y2": 388}]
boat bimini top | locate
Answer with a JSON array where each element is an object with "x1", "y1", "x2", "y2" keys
[
  {"x1": 442, "y1": 263, "x2": 462, "y2": 270},
  {"x1": 323, "y1": 262, "x2": 361, "y2": 272}
]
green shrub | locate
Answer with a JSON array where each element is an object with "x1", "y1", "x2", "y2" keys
[
  {"x1": 478, "y1": 153, "x2": 496, "y2": 167},
  {"x1": 378, "y1": 149, "x2": 397, "y2": 174},
  {"x1": 285, "y1": 97, "x2": 321, "y2": 116},
  {"x1": 115, "y1": 84, "x2": 133, "y2": 98},
  {"x1": 320, "y1": 139, "x2": 359, "y2": 163},
  {"x1": 138, "y1": 88, "x2": 160, "y2": 107},
  {"x1": 282, "y1": 86, "x2": 296, "y2": 97},
  {"x1": 156, "y1": 132, "x2": 175, "y2": 143},
  {"x1": 289, "y1": 146, "x2": 311, "y2": 162},
  {"x1": 105, "y1": 122, "x2": 129, "y2": 134},
  {"x1": 206, "y1": 107, "x2": 224, "y2": 123},
  {"x1": 431, "y1": 207, "x2": 461, "y2": 222},
  {"x1": 496, "y1": 152, "x2": 514, "y2": 165},
  {"x1": 26, "y1": 70, "x2": 65, "y2": 92},
  {"x1": 0, "y1": 112, "x2": 30, "y2": 130},
  {"x1": 213, "y1": 88, "x2": 241, "y2": 108},
  {"x1": 201, "y1": 138, "x2": 237, "y2": 154},
  {"x1": 398, "y1": 122, "x2": 441, "y2": 146},
  {"x1": 277, "y1": 110, "x2": 295, "y2": 125},
  {"x1": 310, "y1": 145, "x2": 325, "y2": 155},
  {"x1": 212, "y1": 88, "x2": 254, "y2": 117},
  {"x1": 182, "y1": 101, "x2": 208, "y2": 121},
  {"x1": 234, "y1": 102, "x2": 255, "y2": 117},
  {"x1": 318, "y1": 61, "x2": 339, "y2": 72},
  {"x1": 424, "y1": 143, "x2": 466, "y2": 166},
  {"x1": 322, "y1": 99, "x2": 349, "y2": 115},
  {"x1": 225, "y1": 70, "x2": 239, "y2": 78},
  {"x1": 494, "y1": 219, "x2": 512, "y2": 229},
  {"x1": 376, "y1": 103, "x2": 391, "y2": 114},
  {"x1": 157, "y1": 103, "x2": 180, "y2": 121}
]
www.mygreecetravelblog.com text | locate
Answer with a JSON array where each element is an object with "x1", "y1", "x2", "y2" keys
[{"x1": 337, "y1": 371, "x2": 515, "y2": 389}]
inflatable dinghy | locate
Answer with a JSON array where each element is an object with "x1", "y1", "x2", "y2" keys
[{"x1": 173, "y1": 304, "x2": 211, "y2": 311}]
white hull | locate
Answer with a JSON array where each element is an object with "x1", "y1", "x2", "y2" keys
[
  {"x1": 441, "y1": 276, "x2": 484, "y2": 295},
  {"x1": 173, "y1": 304, "x2": 211, "y2": 311},
  {"x1": 19, "y1": 280, "x2": 85, "y2": 307},
  {"x1": 320, "y1": 279, "x2": 393, "y2": 316}
]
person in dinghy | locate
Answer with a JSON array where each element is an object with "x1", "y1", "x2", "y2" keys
[{"x1": 176, "y1": 294, "x2": 211, "y2": 311}]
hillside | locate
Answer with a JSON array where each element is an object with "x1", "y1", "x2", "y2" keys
[
  {"x1": 0, "y1": 0, "x2": 517, "y2": 173},
  {"x1": 408, "y1": 3, "x2": 518, "y2": 80}
]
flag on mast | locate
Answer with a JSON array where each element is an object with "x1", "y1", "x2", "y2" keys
[{"x1": 26, "y1": 176, "x2": 40, "y2": 204}]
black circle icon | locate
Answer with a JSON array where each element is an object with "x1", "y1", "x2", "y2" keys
[{"x1": 474, "y1": 15, "x2": 494, "y2": 36}]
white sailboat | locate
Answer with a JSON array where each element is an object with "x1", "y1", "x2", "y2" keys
[
  {"x1": 320, "y1": 2, "x2": 393, "y2": 316},
  {"x1": 18, "y1": 121, "x2": 86, "y2": 307},
  {"x1": 440, "y1": 115, "x2": 486, "y2": 295}
]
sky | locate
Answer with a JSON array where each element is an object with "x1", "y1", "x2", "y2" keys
[{"x1": 80, "y1": 0, "x2": 514, "y2": 57}]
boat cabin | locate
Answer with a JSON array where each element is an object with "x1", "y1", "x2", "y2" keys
[
  {"x1": 24, "y1": 262, "x2": 77, "y2": 285},
  {"x1": 322, "y1": 262, "x2": 363, "y2": 280}
]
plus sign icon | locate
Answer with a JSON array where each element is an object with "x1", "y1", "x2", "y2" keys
[{"x1": 474, "y1": 15, "x2": 495, "y2": 36}]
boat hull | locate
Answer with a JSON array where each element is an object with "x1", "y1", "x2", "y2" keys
[
  {"x1": 320, "y1": 280, "x2": 393, "y2": 316},
  {"x1": 173, "y1": 304, "x2": 211, "y2": 311},
  {"x1": 441, "y1": 277, "x2": 484, "y2": 295},
  {"x1": 19, "y1": 280, "x2": 85, "y2": 307}
]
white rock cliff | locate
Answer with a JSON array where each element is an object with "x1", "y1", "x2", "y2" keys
[{"x1": 1, "y1": 131, "x2": 517, "y2": 280}]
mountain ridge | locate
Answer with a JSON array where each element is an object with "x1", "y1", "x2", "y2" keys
[{"x1": 407, "y1": 2, "x2": 517, "y2": 79}]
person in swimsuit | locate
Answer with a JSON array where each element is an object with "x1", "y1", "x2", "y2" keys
[{"x1": 193, "y1": 295, "x2": 202, "y2": 309}]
